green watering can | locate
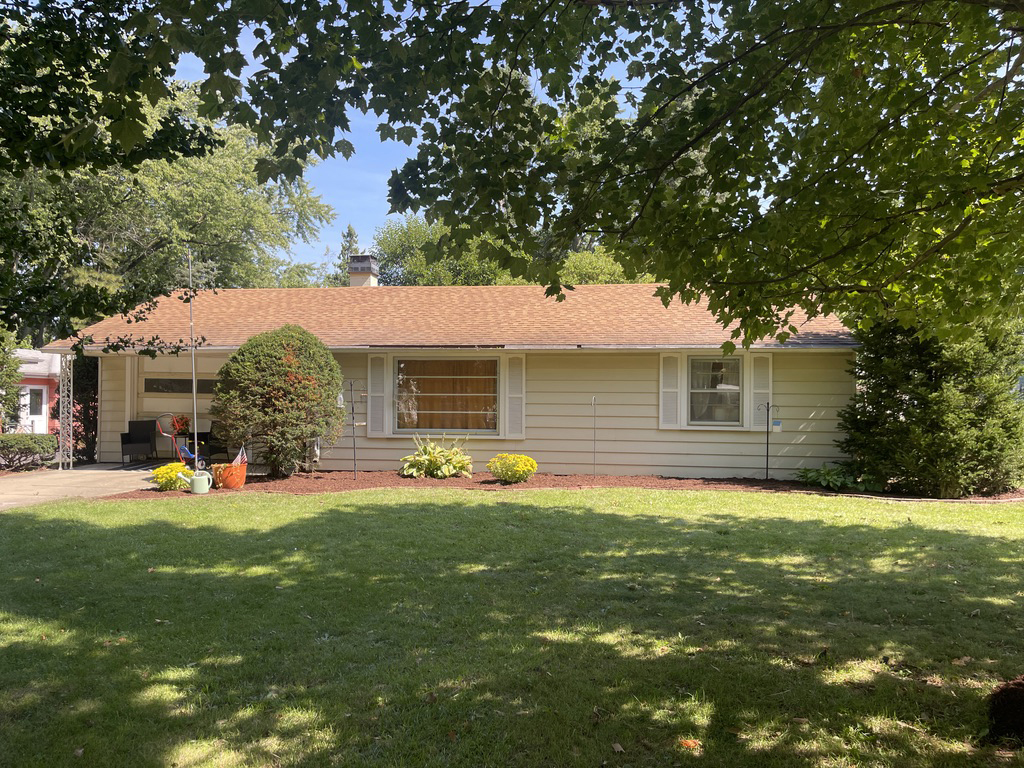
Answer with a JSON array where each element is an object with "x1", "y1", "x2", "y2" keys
[{"x1": 177, "y1": 470, "x2": 213, "y2": 494}]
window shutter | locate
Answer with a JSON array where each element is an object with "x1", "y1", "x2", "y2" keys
[
  {"x1": 367, "y1": 354, "x2": 387, "y2": 437},
  {"x1": 660, "y1": 353, "x2": 681, "y2": 428},
  {"x1": 750, "y1": 354, "x2": 773, "y2": 429},
  {"x1": 505, "y1": 355, "x2": 526, "y2": 438}
]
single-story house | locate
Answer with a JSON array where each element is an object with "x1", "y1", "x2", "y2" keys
[
  {"x1": 10, "y1": 348, "x2": 60, "y2": 434},
  {"x1": 43, "y1": 268, "x2": 856, "y2": 478}
]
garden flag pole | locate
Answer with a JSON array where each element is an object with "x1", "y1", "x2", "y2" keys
[
  {"x1": 187, "y1": 248, "x2": 199, "y2": 464},
  {"x1": 757, "y1": 402, "x2": 779, "y2": 480}
]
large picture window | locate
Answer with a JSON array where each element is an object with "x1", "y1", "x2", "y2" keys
[
  {"x1": 688, "y1": 357, "x2": 742, "y2": 425},
  {"x1": 395, "y1": 359, "x2": 499, "y2": 432}
]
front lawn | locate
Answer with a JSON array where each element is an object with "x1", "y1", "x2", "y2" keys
[{"x1": 1, "y1": 489, "x2": 1022, "y2": 767}]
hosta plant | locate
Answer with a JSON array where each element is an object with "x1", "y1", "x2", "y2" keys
[
  {"x1": 486, "y1": 453, "x2": 538, "y2": 484},
  {"x1": 150, "y1": 462, "x2": 193, "y2": 491},
  {"x1": 796, "y1": 462, "x2": 881, "y2": 493},
  {"x1": 399, "y1": 435, "x2": 472, "y2": 479}
]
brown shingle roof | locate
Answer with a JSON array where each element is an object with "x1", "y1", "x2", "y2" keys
[{"x1": 44, "y1": 284, "x2": 854, "y2": 352}]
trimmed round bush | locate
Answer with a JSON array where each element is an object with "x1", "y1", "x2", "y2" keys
[
  {"x1": 486, "y1": 453, "x2": 537, "y2": 484},
  {"x1": 210, "y1": 325, "x2": 344, "y2": 478}
]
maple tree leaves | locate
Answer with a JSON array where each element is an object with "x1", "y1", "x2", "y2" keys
[{"x1": 5, "y1": 1, "x2": 1024, "y2": 339}]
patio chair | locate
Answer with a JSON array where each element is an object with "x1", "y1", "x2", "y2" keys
[
  {"x1": 197, "y1": 422, "x2": 229, "y2": 460},
  {"x1": 120, "y1": 420, "x2": 157, "y2": 465}
]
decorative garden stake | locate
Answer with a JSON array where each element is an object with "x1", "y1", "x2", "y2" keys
[
  {"x1": 757, "y1": 402, "x2": 780, "y2": 480},
  {"x1": 350, "y1": 379, "x2": 357, "y2": 479}
]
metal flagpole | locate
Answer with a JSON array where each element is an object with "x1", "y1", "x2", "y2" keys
[{"x1": 188, "y1": 249, "x2": 199, "y2": 467}]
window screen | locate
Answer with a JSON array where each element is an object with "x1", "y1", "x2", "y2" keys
[{"x1": 689, "y1": 358, "x2": 742, "y2": 425}]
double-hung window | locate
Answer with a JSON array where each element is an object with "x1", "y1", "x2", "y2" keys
[
  {"x1": 688, "y1": 357, "x2": 742, "y2": 426},
  {"x1": 660, "y1": 352, "x2": 772, "y2": 430}
]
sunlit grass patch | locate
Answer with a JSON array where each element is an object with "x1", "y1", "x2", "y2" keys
[{"x1": 1, "y1": 488, "x2": 1022, "y2": 766}]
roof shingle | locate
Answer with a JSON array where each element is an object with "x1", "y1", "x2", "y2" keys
[{"x1": 44, "y1": 284, "x2": 854, "y2": 352}]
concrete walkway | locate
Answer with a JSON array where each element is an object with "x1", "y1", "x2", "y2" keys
[{"x1": 0, "y1": 463, "x2": 154, "y2": 511}]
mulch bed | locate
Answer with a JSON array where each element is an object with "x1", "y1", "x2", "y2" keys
[
  {"x1": 106, "y1": 471, "x2": 807, "y2": 501},
  {"x1": 101, "y1": 470, "x2": 1024, "y2": 502}
]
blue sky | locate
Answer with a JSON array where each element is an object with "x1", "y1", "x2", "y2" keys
[
  {"x1": 174, "y1": 52, "x2": 415, "y2": 266},
  {"x1": 298, "y1": 113, "x2": 417, "y2": 264}
]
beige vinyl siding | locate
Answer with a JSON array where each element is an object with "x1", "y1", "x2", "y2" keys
[
  {"x1": 316, "y1": 350, "x2": 855, "y2": 479},
  {"x1": 93, "y1": 348, "x2": 853, "y2": 477},
  {"x1": 96, "y1": 356, "x2": 127, "y2": 463}
]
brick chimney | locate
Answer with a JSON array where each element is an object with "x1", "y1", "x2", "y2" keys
[{"x1": 348, "y1": 252, "x2": 379, "y2": 287}]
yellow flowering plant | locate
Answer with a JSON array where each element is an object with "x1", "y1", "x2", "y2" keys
[
  {"x1": 149, "y1": 462, "x2": 193, "y2": 491},
  {"x1": 486, "y1": 453, "x2": 537, "y2": 484}
]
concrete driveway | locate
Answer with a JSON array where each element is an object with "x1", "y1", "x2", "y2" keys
[{"x1": 0, "y1": 463, "x2": 154, "y2": 511}]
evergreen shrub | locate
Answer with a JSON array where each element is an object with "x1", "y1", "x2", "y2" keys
[
  {"x1": 210, "y1": 325, "x2": 344, "y2": 478},
  {"x1": 0, "y1": 434, "x2": 57, "y2": 469},
  {"x1": 838, "y1": 319, "x2": 1024, "y2": 498}
]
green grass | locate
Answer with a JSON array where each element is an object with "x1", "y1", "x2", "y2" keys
[{"x1": 2, "y1": 489, "x2": 1023, "y2": 767}]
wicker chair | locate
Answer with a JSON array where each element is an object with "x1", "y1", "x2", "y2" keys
[{"x1": 120, "y1": 420, "x2": 157, "y2": 464}]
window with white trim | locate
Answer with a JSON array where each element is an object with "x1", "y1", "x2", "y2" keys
[
  {"x1": 688, "y1": 357, "x2": 742, "y2": 425},
  {"x1": 27, "y1": 387, "x2": 44, "y2": 416},
  {"x1": 394, "y1": 358, "x2": 499, "y2": 433},
  {"x1": 659, "y1": 351, "x2": 772, "y2": 430}
]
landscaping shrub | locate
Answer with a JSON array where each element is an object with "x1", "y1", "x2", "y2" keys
[
  {"x1": 149, "y1": 462, "x2": 193, "y2": 491},
  {"x1": 795, "y1": 462, "x2": 880, "y2": 493},
  {"x1": 838, "y1": 319, "x2": 1024, "y2": 498},
  {"x1": 0, "y1": 329, "x2": 22, "y2": 429},
  {"x1": 486, "y1": 453, "x2": 537, "y2": 484},
  {"x1": 399, "y1": 435, "x2": 473, "y2": 478},
  {"x1": 210, "y1": 325, "x2": 343, "y2": 478},
  {"x1": 0, "y1": 433, "x2": 57, "y2": 469}
]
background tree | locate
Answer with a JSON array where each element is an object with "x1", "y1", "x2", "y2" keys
[
  {"x1": 559, "y1": 248, "x2": 652, "y2": 286},
  {"x1": 210, "y1": 325, "x2": 344, "y2": 478},
  {"x1": 326, "y1": 224, "x2": 359, "y2": 286},
  {"x1": 1, "y1": 91, "x2": 333, "y2": 345},
  {"x1": 838, "y1": 319, "x2": 1024, "y2": 499},
  {"x1": 271, "y1": 260, "x2": 335, "y2": 289},
  {"x1": 6, "y1": 1, "x2": 1024, "y2": 342},
  {"x1": 0, "y1": 329, "x2": 23, "y2": 430},
  {"x1": 372, "y1": 216, "x2": 521, "y2": 287},
  {"x1": 371, "y1": 215, "x2": 646, "y2": 287}
]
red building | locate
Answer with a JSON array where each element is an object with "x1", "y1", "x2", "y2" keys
[{"x1": 12, "y1": 349, "x2": 60, "y2": 434}]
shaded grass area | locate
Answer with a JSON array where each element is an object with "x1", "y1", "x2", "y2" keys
[{"x1": 1, "y1": 489, "x2": 1023, "y2": 767}]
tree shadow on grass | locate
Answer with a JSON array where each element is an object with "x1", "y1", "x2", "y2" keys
[{"x1": 1, "y1": 495, "x2": 1021, "y2": 767}]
